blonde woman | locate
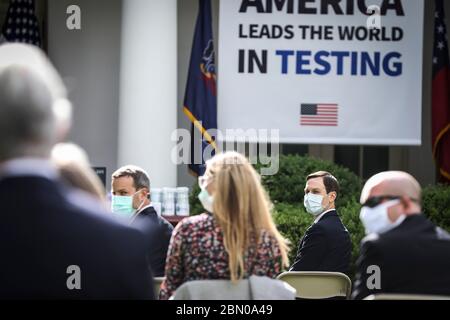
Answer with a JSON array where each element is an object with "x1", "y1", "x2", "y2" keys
[{"x1": 159, "y1": 152, "x2": 289, "y2": 299}]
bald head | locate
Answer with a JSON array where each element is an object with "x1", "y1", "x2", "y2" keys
[
  {"x1": 361, "y1": 171, "x2": 421, "y2": 203},
  {"x1": 361, "y1": 171, "x2": 422, "y2": 222}
]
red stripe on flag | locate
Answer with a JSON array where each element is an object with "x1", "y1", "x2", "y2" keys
[
  {"x1": 301, "y1": 120, "x2": 338, "y2": 123},
  {"x1": 301, "y1": 124, "x2": 338, "y2": 126},
  {"x1": 301, "y1": 122, "x2": 338, "y2": 124},
  {"x1": 301, "y1": 116, "x2": 338, "y2": 119}
]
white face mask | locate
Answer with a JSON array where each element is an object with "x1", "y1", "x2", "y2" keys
[
  {"x1": 198, "y1": 189, "x2": 214, "y2": 213},
  {"x1": 304, "y1": 193, "x2": 325, "y2": 216},
  {"x1": 360, "y1": 199, "x2": 405, "y2": 235}
]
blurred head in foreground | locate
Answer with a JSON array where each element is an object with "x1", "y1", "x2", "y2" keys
[
  {"x1": 0, "y1": 43, "x2": 72, "y2": 162},
  {"x1": 359, "y1": 171, "x2": 422, "y2": 235}
]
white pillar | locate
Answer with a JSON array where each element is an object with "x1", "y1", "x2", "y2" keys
[{"x1": 118, "y1": 0, "x2": 177, "y2": 188}]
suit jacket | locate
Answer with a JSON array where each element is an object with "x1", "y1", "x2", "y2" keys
[
  {"x1": 290, "y1": 210, "x2": 352, "y2": 275},
  {"x1": 133, "y1": 206, "x2": 173, "y2": 277},
  {"x1": 352, "y1": 214, "x2": 450, "y2": 300},
  {"x1": 0, "y1": 176, "x2": 155, "y2": 299}
]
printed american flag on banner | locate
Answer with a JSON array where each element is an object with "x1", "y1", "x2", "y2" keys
[
  {"x1": 1, "y1": 0, "x2": 41, "y2": 47},
  {"x1": 300, "y1": 104, "x2": 339, "y2": 127}
]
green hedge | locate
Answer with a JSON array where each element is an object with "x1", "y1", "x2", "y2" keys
[
  {"x1": 190, "y1": 154, "x2": 362, "y2": 214},
  {"x1": 188, "y1": 154, "x2": 450, "y2": 277},
  {"x1": 272, "y1": 203, "x2": 314, "y2": 260},
  {"x1": 422, "y1": 184, "x2": 450, "y2": 232},
  {"x1": 189, "y1": 182, "x2": 204, "y2": 216}
]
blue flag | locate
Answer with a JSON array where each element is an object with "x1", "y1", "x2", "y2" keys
[{"x1": 183, "y1": 0, "x2": 217, "y2": 176}]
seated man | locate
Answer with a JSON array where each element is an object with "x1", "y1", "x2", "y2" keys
[
  {"x1": 353, "y1": 171, "x2": 450, "y2": 299},
  {"x1": 290, "y1": 171, "x2": 352, "y2": 274},
  {"x1": 111, "y1": 165, "x2": 173, "y2": 277}
]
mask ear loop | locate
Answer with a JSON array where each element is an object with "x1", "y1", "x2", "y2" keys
[{"x1": 129, "y1": 190, "x2": 148, "y2": 225}]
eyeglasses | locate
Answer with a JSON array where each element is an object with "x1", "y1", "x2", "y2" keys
[
  {"x1": 361, "y1": 195, "x2": 401, "y2": 208},
  {"x1": 198, "y1": 175, "x2": 212, "y2": 190},
  {"x1": 362, "y1": 195, "x2": 420, "y2": 208}
]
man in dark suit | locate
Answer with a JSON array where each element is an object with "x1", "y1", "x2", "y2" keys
[
  {"x1": 0, "y1": 44, "x2": 154, "y2": 299},
  {"x1": 111, "y1": 165, "x2": 173, "y2": 277},
  {"x1": 290, "y1": 171, "x2": 352, "y2": 274},
  {"x1": 353, "y1": 171, "x2": 450, "y2": 300}
]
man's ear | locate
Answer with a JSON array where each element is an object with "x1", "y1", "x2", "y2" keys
[
  {"x1": 142, "y1": 188, "x2": 150, "y2": 199},
  {"x1": 329, "y1": 191, "x2": 337, "y2": 202}
]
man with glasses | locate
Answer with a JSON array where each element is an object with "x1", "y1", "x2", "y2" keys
[{"x1": 352, "y1": 171, "x2": 450, "y2": 299}]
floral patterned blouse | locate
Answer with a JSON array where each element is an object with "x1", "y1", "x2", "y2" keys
[{"x1": 159, "y1": 212, "x2": 284, "y2": 300}]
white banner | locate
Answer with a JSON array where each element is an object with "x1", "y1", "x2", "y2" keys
[{"x1": 218, "y1": 0, "x2": 424, "y2": 145}]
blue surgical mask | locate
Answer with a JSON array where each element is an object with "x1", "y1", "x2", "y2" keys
[
  {"x1": 304, "y1": 193, "x2": 324, "y2": 216},
  {"x1": 111, "y1": 195, "x2": 134, "y2": 218},
  {"x1": 111, "y1": 190, "x2": 146, "y2": 218},
  {"x1": 198, "y1": 189, "x2": 214, "y2": 213}
]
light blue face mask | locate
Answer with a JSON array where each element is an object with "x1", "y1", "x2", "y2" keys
[
  {"x1": 304, "y1": 193, "x2": 325, "y2": 216},
  {"x1": 111, "y1": 190, "x2": 145, "y2": 218},
  {"x1": 111, "y1": 195, "x2": 134, "y2": 218}
]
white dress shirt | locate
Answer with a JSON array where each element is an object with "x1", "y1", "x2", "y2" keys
[{"x1": 314, "y1": 208, "x2": 336, "y2": 224}]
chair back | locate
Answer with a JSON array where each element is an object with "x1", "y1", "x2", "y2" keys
[
  {"x1": 154, "y1": 277, "x2": 165, "y2": 297},
  {"x1": 277, "y1": 271, "x2": 352, "y2": 299},
  {"x1": 364, "y1": 294, "x2": 450, "y2": 300},
  {"x1": 171, "y1": 276, "x2": 296, "y2": 300}
]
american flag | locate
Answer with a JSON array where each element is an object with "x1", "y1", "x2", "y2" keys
[
  {"x1": 300, "y1": 104, "x2": 339, "y2": 126},
  {"x1": 1, "y1": 0, "x2": 41, "y2": 47},
  {"x1": 432, "y1": 0, "x2": 450, "y2": 183}
]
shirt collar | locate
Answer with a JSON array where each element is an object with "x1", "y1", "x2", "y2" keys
[
  {"x1": 0, "y1": 158, "x2": 58, "y2": 181},
  {"x1": 314, "y1": 208, "x2": 335, "y2": 224},
  {"x1": 137, "y1": 203, "x2": 153, "y2": 215}
]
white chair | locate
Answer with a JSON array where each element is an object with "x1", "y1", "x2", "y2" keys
[
  {"x1": 171, "y1": 276, "x2": 296, "y2": 300},
  {"x1": 364, "y1": 294, "x2": 450, "y2": 300},
  {"x1": 276, "y1": 271, "x2": 352, "y2": 299}
]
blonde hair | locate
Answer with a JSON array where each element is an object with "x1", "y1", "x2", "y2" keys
[
  {"x1": 205, "y1": 152, "x2": 289, "y2": 282},
  {"x1": 51, "y1": 143, "x2": 106, "y2": 202}
]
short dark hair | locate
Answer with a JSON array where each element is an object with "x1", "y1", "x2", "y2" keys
[
  {"x1": 112, "y1": 165, "x2": 150, "y2": 190},
  {"x1": 306, "y1": 171, "x2": 340, "y2": 197}
]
